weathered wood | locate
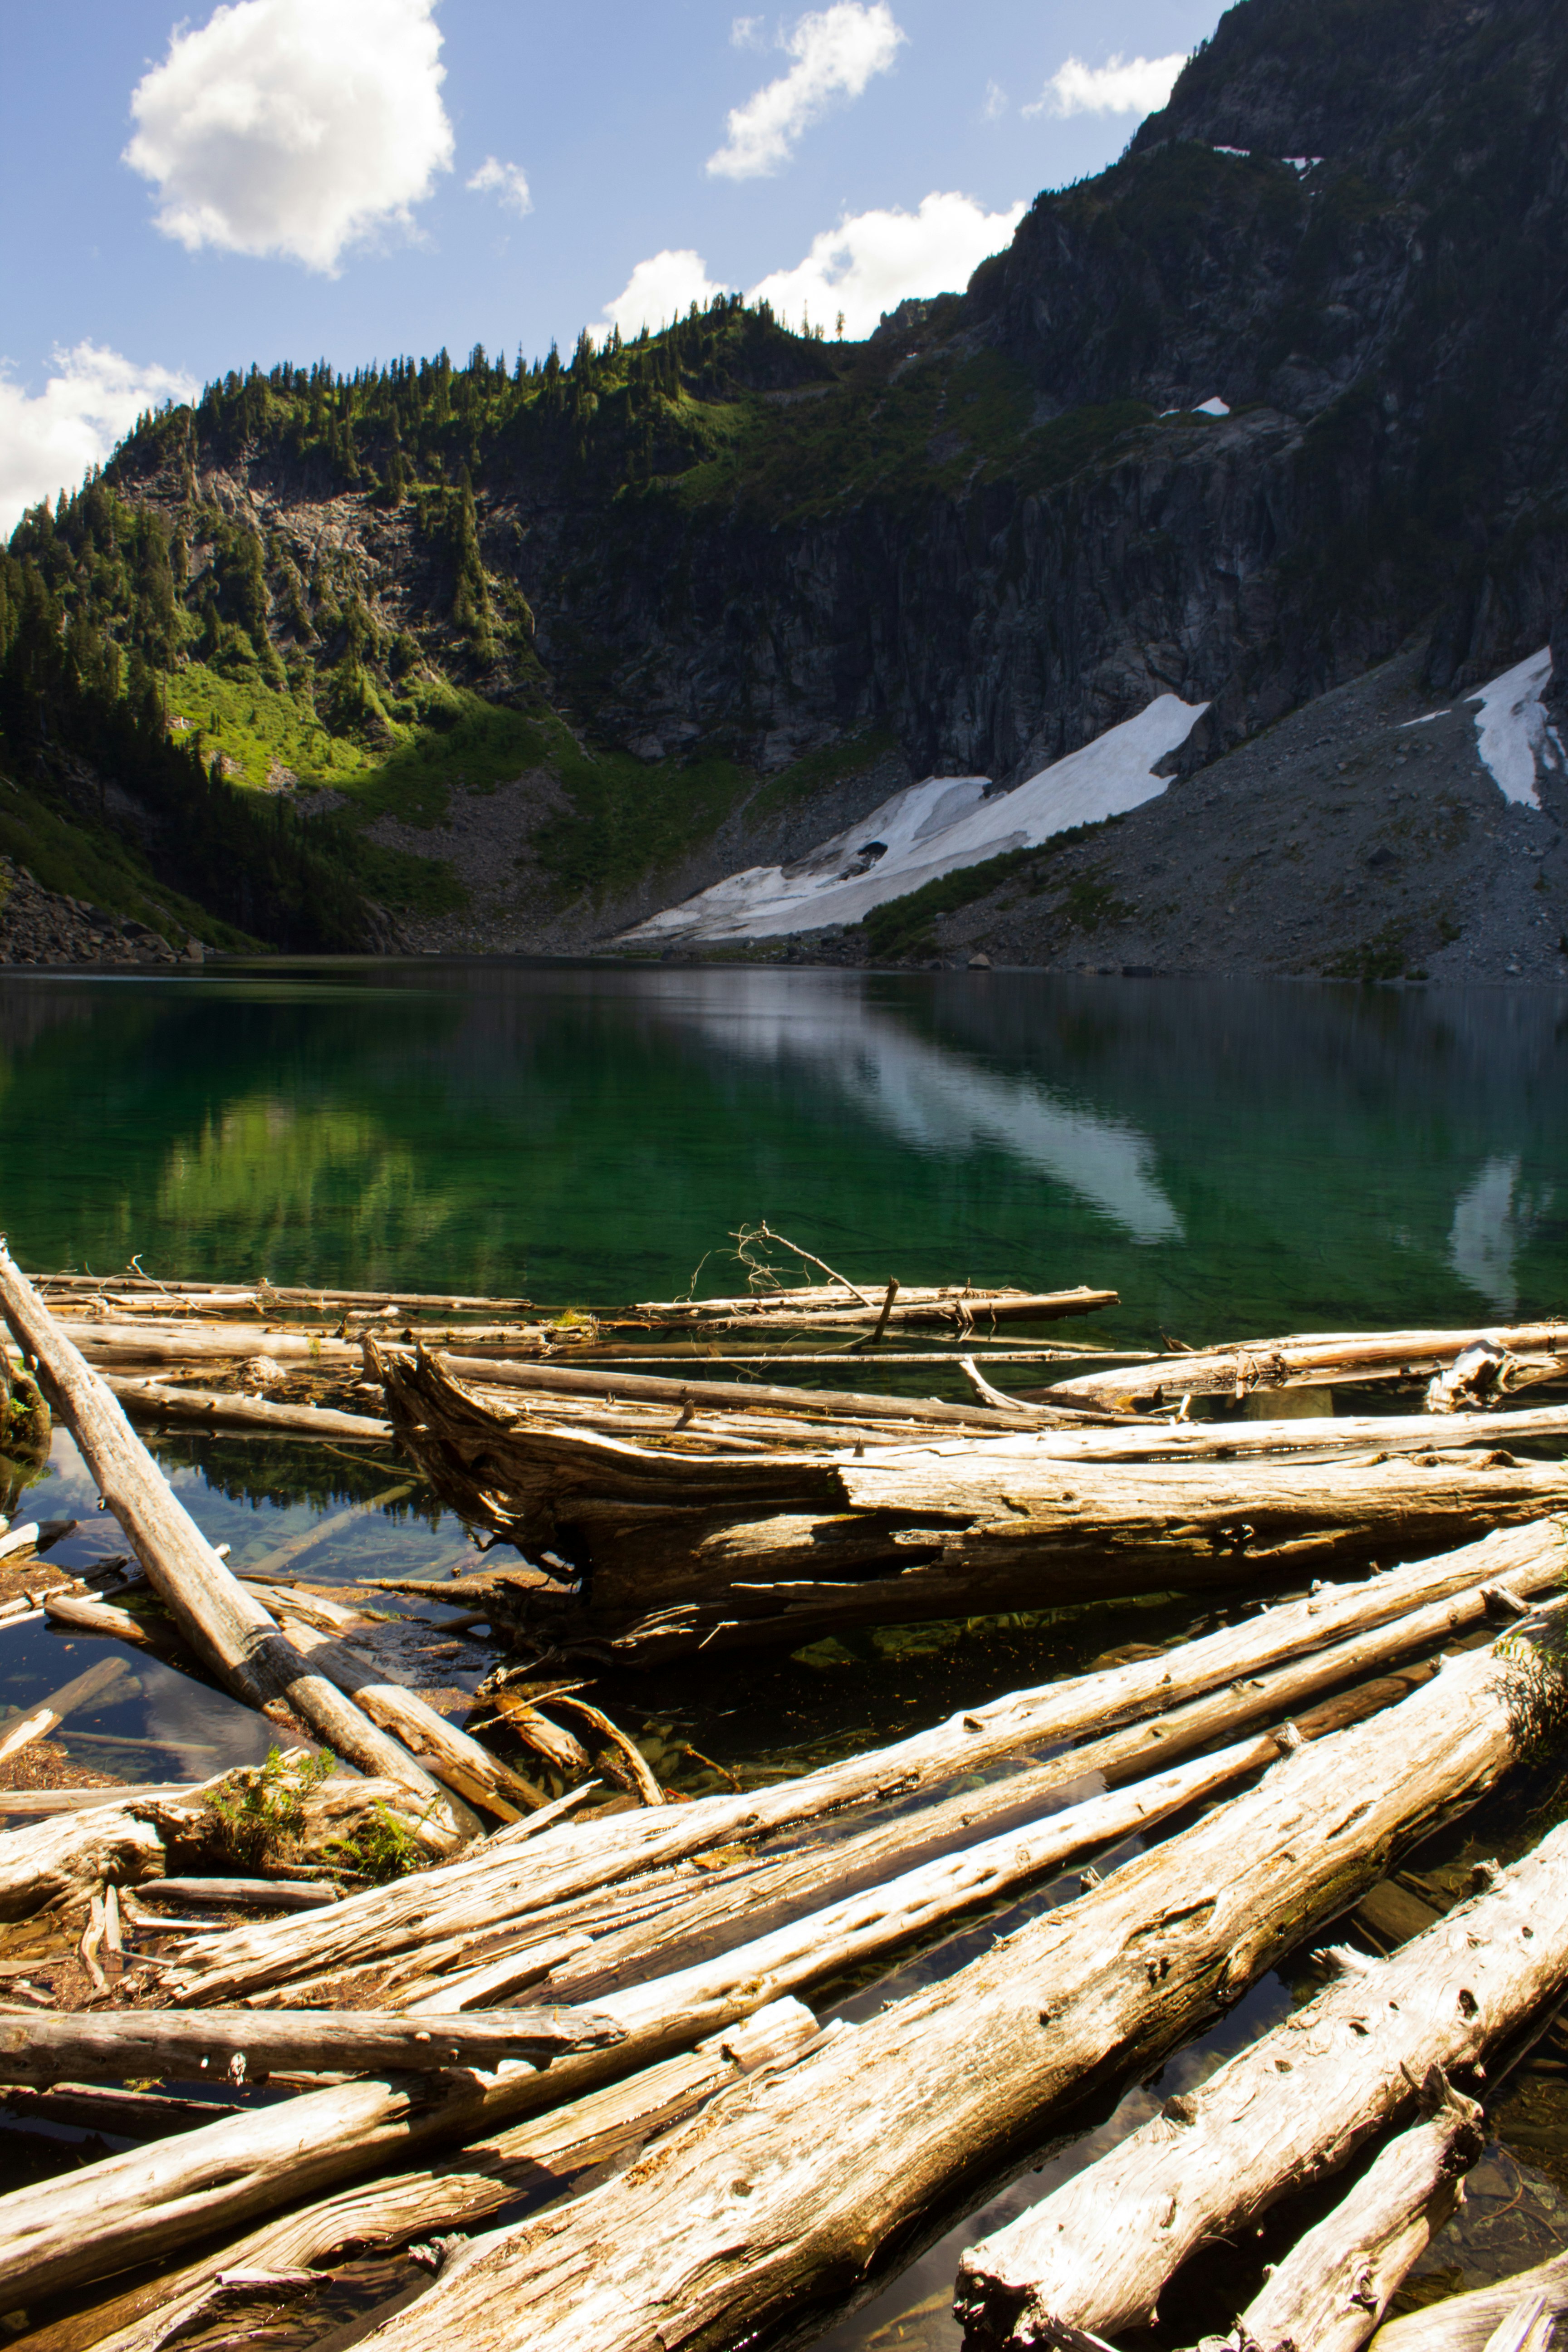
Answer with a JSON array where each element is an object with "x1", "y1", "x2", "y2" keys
[
  {"x1": 156, "y1": 1519, "x2": 1568, "y2": 2005},
  {"x1": 32, "y1": 1275, "x2": 540, "y2": 1315},
  {"x1": 1368, "y1": 2255, "x2": 1568, "y2": 2349},
  {"x1": 58, "y1": 2001, "x2": 821, "y2": 2352},
  {"x1": 954, "y1": 1841, "x2": 1568, "y2": 2343},
  {"x1": 135, "y1": 1876, "x2": 339, "y2": 1911},
  {"x1": 0, "y1": 1657, "x2": 131, "y2": 1763},
  {"x1": 0, "y1": 1772, "x2": 467, "y2": 1920},
  {"x1": 0, "y1": 1719, "x2": 1351, "y2": 2306},
  {"x1": 296, "y1": 1641, "x2": 1563, "y2": 2352},
  {"x1": 0, "y1": 2004, "x2": 625, "y2": 2088},
  {"x1": 102, "y1": 1376, "x2": 391, "y2": 1439},
  {"x1": 1049, "y1": 1322, "x2": 1568, "y2": 1408},
  {"x1": 43, "y1": 1591, "x2": 202, "y2": 1667},
  {"x1": 377, "y1": 1350, "x2": 1568, "y2": 1656},
  {"x1": 629, "y1": 1282, "x2": 1118, "y2": 1329},
  {"x1": 271, "y1": 1612, "x2": 546, "y2": 1819},
  {"x1": 1186, "y1": 2082, "x2": 1485, "y2": 2352},
  {"x1": 0, "y1": 1245, "x2": 475, "y2": 1832},
  {"x1": 432, "y1": 1351, "x2": 1113, "y2": 1432}
]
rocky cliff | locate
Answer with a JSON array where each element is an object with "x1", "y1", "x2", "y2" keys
[{"x1": 5, "y1": 0, "x2": 1567, "y2": 969}]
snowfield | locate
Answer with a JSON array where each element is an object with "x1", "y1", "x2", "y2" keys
[
  {"x1": 1467, "y1": 646, "x2": 1558, "y2": 808},
  {"x1": 618, "y1": 691, "x2": 1209, "y2": 946}
]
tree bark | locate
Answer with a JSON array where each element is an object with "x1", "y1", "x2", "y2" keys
[
  {"x1": 627, "y1": 1284, "x2": 1118, "y2": 1330},
  {"x1": 954, "y1": 1847, "x2": 1568, "y2": 2343},
  {"x1": 0, "y1": 2005, "x2": 625, "y2": 2088},
  {"x1": 287, "y1": 1642, "x2": 1561, "y2": 2352},
  {"x1": 1184, "y1": 2083, "x2": 1485, "y2": 2352},
  {"x1": 0, "y1": 1244, "x2": 476, "y2": 1834},
  {"x1": 155, "y1": 1519, "x2": 1568, "y2": 2007}
]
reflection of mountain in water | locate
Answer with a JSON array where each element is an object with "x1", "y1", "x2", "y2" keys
[{"x1": 668, "y1": 971, "x2": 1182, "y2": 1245}]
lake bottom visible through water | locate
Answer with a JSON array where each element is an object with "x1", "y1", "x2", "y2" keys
[{"x1": 0, "y1": 958, "x2": 1567, "y2": 2348}]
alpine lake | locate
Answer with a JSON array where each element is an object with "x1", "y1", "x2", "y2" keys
[{"x1": 3, "y1": 956, "x2": 1568, "y2": 2350}]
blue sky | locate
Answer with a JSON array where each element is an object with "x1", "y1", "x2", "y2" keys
[{"x1": 0, "y1": 0, "x2": 1223, "y2": 529}]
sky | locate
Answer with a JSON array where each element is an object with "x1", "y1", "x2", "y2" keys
[{"x1": 0, "y1": 0, "x2": 1225, "y2": 533}]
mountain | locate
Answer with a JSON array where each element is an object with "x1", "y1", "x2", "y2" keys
[{"x1": 3, "y1": 0, "x2": 1566, "y2": 968}]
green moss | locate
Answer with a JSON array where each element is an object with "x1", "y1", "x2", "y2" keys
[
  {"x1": 204, "y1": 1748, "x2": 333, "y2": 1868},
  {"x1": 1323, "y1": 922, "x2": 1416, "y2": 981},
  {"x1": 746, "y1": 729, "x2": 900, "y2": 824},
  {"x1": 530, "y1": 732, "x2": 750, "y2": 905},
  {"x1": 861, "y1": 815, "x2": 1127, "y2": 960}
]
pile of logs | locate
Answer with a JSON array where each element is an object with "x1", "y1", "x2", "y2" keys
[{"x1": 6, "y1": 1245, "x2": 1568, "y2": 2352}]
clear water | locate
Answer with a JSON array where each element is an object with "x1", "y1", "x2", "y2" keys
[{"x1": 2, "y1": 958, "x2": 1567, "y2": 2347}]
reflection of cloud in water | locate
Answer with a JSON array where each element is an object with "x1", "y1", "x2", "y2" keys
[
  {"x1": 1448, "y1": 1155, "x2": 1555, "y2": 1315},
  {"x1": 678, "y1": 974, "x2": 1181, "y2": 1243}
]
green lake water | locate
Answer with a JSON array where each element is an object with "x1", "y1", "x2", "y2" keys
[{"x1": 2, "y1": 958, "x2": 1568, "y2": 2348}]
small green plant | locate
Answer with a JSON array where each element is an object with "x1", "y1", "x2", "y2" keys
[
  {"x1": 1499, "y1": 1621, "x2": 1568, "y2": 1767},
  {"x1": 327, "y1": 1801, "x2": 433, "y2": 1884},
  {"x1": 203, "y1": 1746, "x2": 332, "y2": 1868}
]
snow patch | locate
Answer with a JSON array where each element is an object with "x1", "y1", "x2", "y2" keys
[
  {"x1": 619, "y1": 692, "x2": 1208, "y2": 945},
  {"x1": 1161, "y1": 396, "x2": 1229, "y2": 417},
  {"x1": 1283, "y1": 156, "x2": 1323, "y2": 175},
  {"x1": 1466, "y1": 646, "x2": 1552, "y2": 808},
  {"x1": 1398, "y1": 710, "x2": 1450, "y2": 727}
]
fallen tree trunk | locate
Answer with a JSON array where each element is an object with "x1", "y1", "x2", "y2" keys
[
  {"x1": 157, "y1": 1518, "x2": 1568, "y2": 2006},
  {"x1": 61, "y1": 2001, "x2": 821, "y2": 2352},
  {"x1": 32, "y1": 1276, "x2": 541, "y2": 1316},
  {"x1": 290, "y1": 1633, "x2": 1560, "y2": 2352},
  {"x1": 375, "y1": 1353, "x2": 1568, "y2": 1661},
  {"x1": 1368, "y1": 2254, "x2": 1568, "y2": 2349},
  {"x1": 43, "y1": 1590, "x2": 204, "y2": 1668},
  {"x1": 629, "y1": 1283, "x2": 1118, "y2": 1331},
  {"x1": 102, "y1": 1376, "x2": 391, "y2": 1439},
  {"x1": 0, "y1": 2005, "x2": 625, "y2": 2087},
  {"x1": 953, "y1": 1842, "x2": 1568, "y2": 2342},
  {"x1": 1185, "y1": 2081, "x2": 1485, "y2": 2352},
  {"x1": 0, "y1": 1245, "x2": 476, "y2": 1835},
  {"x1": 1049, "y1": 1322, "x2": 1568, "y2": 1409}
]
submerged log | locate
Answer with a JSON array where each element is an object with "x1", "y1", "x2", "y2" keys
[
  {"x1": 0, "y1": 1656, "x2": 130, "y2": 1763},
  {"x1": 156, "y1": 1519, "x2": 1568, "y2": 2006},
  {"x1": 1186, "y1": 2080, "x2": 1485, "y2": 2352},
  {"x1": 0, "y1": 1245, "x2": 476, "y2": 1835},
  {"x1": 1049, "y1": 1322, "x2": 1568, "y2": 1410},
  {"x1": 0, "y1": 2005, "x2": 624, "y2": 2087},
  {"x1": 293, "y1": 1633, "x2": 1560, "y2": 2352},
  {"x1": 1368, "y1": 2254, "x2": 1568, "y2": 2349},
  {"x1": 954, "y1": 1839, "x2": 1568, "y2": 2344}
]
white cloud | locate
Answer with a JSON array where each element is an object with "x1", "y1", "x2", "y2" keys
[
  {"x1": 749, "y1": 189, "x2": 1024, "y2": 338},
  {"x1": 707, "y1": 1, "x2": 905, "y2": 180},
  {"x1": 730, "y1": 14, "x2": 767, "y2": 47},
  {"x1": 1024, "y1": 51, "x2": 1185, "y2": 119},
  {"x1": 467, "y1": 156, "x2": 532, "y2": 217},
  {"x1": 123, "y1": 0, "x2": 454, "y2": 274},
  {"x1": 0, "y1": 343, "x2": 198, "y2": 537},
  {"x1": 983, "y1": 78, "x2": 1008, "y2": 120},
  {"x1": 601, "y1": 250, "x2": 723, "y2": 340}
]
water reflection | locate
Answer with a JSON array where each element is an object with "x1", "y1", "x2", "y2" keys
[{"x1": 0, "y1": 964, "x2": 1563, "y2": 1342}]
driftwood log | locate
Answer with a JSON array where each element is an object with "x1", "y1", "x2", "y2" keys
[
  {"x1": 33, "y1": 1275, "x2": 540, "y2": 1316},
  {"x1": 1048, "y1": 1322, "x2": 1568, "y2": 1409},
  {"x1": 67, "y1": 2000, "x2": 821, "y2": 2352},
  {"x1": 156, "y1": 1519, "x2": 1568, "y2": 2005},
  {"x1": 1182, "y1": 2080, "x2": 1486, "y2": 2352},
  {"x1": 0, "y1": 2005, "x2": 625, "y2": 2087},
  {"x1": 374, "y1": 1349, "x2": 1568, "y2": 1658},
  {"x1": 0, "y1": 1638, "x2": 1522, "y2": 2318},
  {"x1": 0, "y1": 1656, "x2": 130, "y2": 1763},
  {"x1": 0, "y1": 1244, "x2": 477, "y2": 1836},
  {"x1": 628, "y1": 1281, "x2": 1118, "y2": 1331},
  {"x1": 289, "y1": 1637, "x2": 1557, "y2": 2352},
  {"x1": 954, "y1": 1836, "x2": 1568, "y2": 2344},
  {"x1": 1368, "y1": 2253, "x2": 1568, "y2": 2349}
]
